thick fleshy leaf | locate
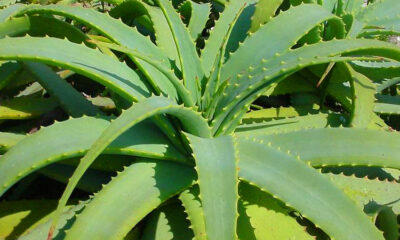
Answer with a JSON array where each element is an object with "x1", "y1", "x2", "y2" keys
[
  {"x1": 238, "y1": 137, "x2": 384, "y2": 240},
  {"x1": 179, "y1": 1, "x2": 211, "y2": 40},
  {"x1": 179, "y1": 186, "x2": 206, "y2": 240},
  {"x1": 156, "y1": 0, "x2": 205, "y2": 102},
  {"x1": 64, "y1": 161, "x2": 196, "y2": 240},
  {"x1": 221, "y1": 4, "x2": 343, "y2": 84},
  {"x1": 51, "y1": 96, "x2": 209, "y2": 237},
  {"x1": 0, "y1": 36, "x2": 151, "y2": 102},
  {"x1": 243, "y1": 128, "x2": 400, "y2": 169},
  {"x1": 0, "y1": 96, "x2": 58, "y2": 120},
  {"x1": 15, "y1": 4, "x2": 178, "y2": 100},
  {"x1": 249, "y1": 0, "x2": 283, "y2": 32},
  {"x1": 186, "y1": 134, "x2": 238, "y2": 240},
  {"x1": 23, "y1": 62, "x2": 101, "y2": 117},
  {"x1": 0, "y1": 116, "x2": 186, "y2": 197}
]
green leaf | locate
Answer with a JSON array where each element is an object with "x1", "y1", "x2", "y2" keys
[
  {"x1": 200, "y1": 0, "x2": 247, "y2": 75},
  {"x1": 16, "y1": 4, "x2": 178, "y2": 101},
  {"x1": 244, "y1": 128, "x2": 400, "y2": 169},
  {"x1": 64, "y1": 161, "x2": 196, "y2": 240},
  {"x1": 179, "y1": 1, "x2": 211, "y2": 40},
  {"x1": 142, "y1": 3, "x2": 180, "y2": 64},
  {"x1": 0, "y1": 15, "x2": 88, "y2": 43},
  {"x1": 0, "y1": 0, "x2": 16, "y2": 8},
  {"x1": 377, "y1": 77, "x2": 400, "y2": 92},
  {"x1": 51, "y1": 96, "x2": 209, "y2": 236},
  {"x1": 201, "y1": 2, "x2": 245, "y2": 112},
  {"x1": 351, "y1": 61, "x2": 400, "y2": 81},
  {"x1": 238, "y1": 182, "x2": 314, "y2": 240},
  {"x1": 375, "y1": 94, "x2": 400, "y2": 115},
  {"x1": 340, "y1": 63, "x2": 376, "y2": 128},
  {"x1": 356, "y1": 0, "x2": 400, "y2": 32},
  {"x1": 0, "y1": 116, "x2": 186, "y2": 197},
  {"x1": 23, "y1": 62, "x2": 101, "y2": 117},
  {"x1": 0, "y1": 200, "x2": 57, "y2": 239},
  {"x1": 236, "y1": 113, "x2": 346, "y2": 134},
  {"x1": 0, "y1": 36, "x2": 151, "y2": 102},
  {"x1": 0, "y1": 131, "x2": 25, "y2": 154},
  {"x1": 142, "y1": 202, "x2": 194, "y2": 240},
  {"x1": 243, "y1": 105, "x2": 320, "y2": 123},
  {"x1": 263, "y1": 72, "x2": 317, "y2": 96},
  {"x1": 0, "y1": 4, "x2": 24, "y2": 22},
  {"x1": 179, "y1": 185, "x2": 206, "y2": 240},
  {"x1": 0, "y1": 95, "x2": 58, "y2": 120},
  {"x1": 214, "y1": 39, "x2": 400, "y2": 134},
  {"x1": 142, "y1": 208, "x2": 174, "y2": 240},
  {"x1": 19, "y1": 201, "x2": 88, "y2": 240},
  {"x1": 223, "y1": 2, "x2": 256, "y2": 58},
  {"x1": 88, "y1": 40, "x2": 194, "y2": 107},
  {"x1": 221, "y1": 4, "x2": 343, "y2": 84},
  {"x1": 59, "y1": 155, "x2": 132, "y2": 173},
  {"x1": 344, "y1": 0, "x2": 364, "y2": 14},
  {"x1": 327, "y1": 173, "x2": 400, "y2": 215},
  {"x1": 320, "y1": 0, "x2": 338, "y2": 11},
  {"x1": 156, "y1": 0, "x2": 205, "y2": 102},
  {"x1": 237, "y1": 137, "x2": 384, "y2": 240},
  {"x1": 186, "y1": 134, "x2": 238, "y2": 240},
  {"x1": 249, "y1": 0, "x2": 283, "y2": 32},
  {"x1": 0, "y1": 61, "x2": 21, "y2": 91}
]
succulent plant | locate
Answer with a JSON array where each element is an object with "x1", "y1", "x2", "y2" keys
[{"x1": 0, "y1": 0, "x2": 399, "y2": 239}]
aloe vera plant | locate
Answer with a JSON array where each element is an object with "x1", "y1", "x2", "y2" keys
[{"x1": 0, "y1": 0, "x2": 400, "y2": 239}]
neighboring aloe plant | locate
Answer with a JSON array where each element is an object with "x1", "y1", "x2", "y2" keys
[{"x1": 0, "y1": 0, "x2": 399, "y2": 239}]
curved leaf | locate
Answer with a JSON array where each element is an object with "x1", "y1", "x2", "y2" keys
[
  {"x1": 0, "y1": 116, "x2": 186, "y2": 197},
  {"x1": 0, "y1": 4, "x2": 25, "y2": 22},
  {"x1": 142, "y1": 202, "x2": 194, "y2": 240},
  {"x1": 0, "y1": 36, "x2": 151, "y2": 102},
  {"x1": 238, "y1": 137, "x2": 383, "y2": 240},
  {"x1": 156, "y1": 0, "x2": 205, "y2": 102},
  {"x1": 179, "y1": 186, "x2": 206, "y2": 240},
  {"x1": 0, "y1": 15, "x2": 88, "y2": 43},
  {"x1": 179, "y1": 1, "x2": 211, "y2": 40},
  {"x1": 15, "y1": 4, "x2": 178, "y2": 100},
  {"x1": 51, "y1": 96, "x2": 209, "y2": 236},
  {"x1": 19, "y1": 201, "x2": 88, "y2": 240},
  {"x1": 23, "y1": 62, "x2": 101, "y2": 117},
  {"x1": 221, "y1": 4, "x2": 344, "y2": 84},
  {"x1": 214, "y1": 39, "x2": 400, "y2": 134},
  {"x1": 200, "y1": 0, "x2": 247, "y2": 74},
  {"x1": 64, "y1": 161, "x2": 195, "y2": 240},
  {"x1": 339, "y1": 63, "x2": 376, "y2": 128},
  {"x1": 88, "y1": 40, "x2": 194, "y2": 107}
]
